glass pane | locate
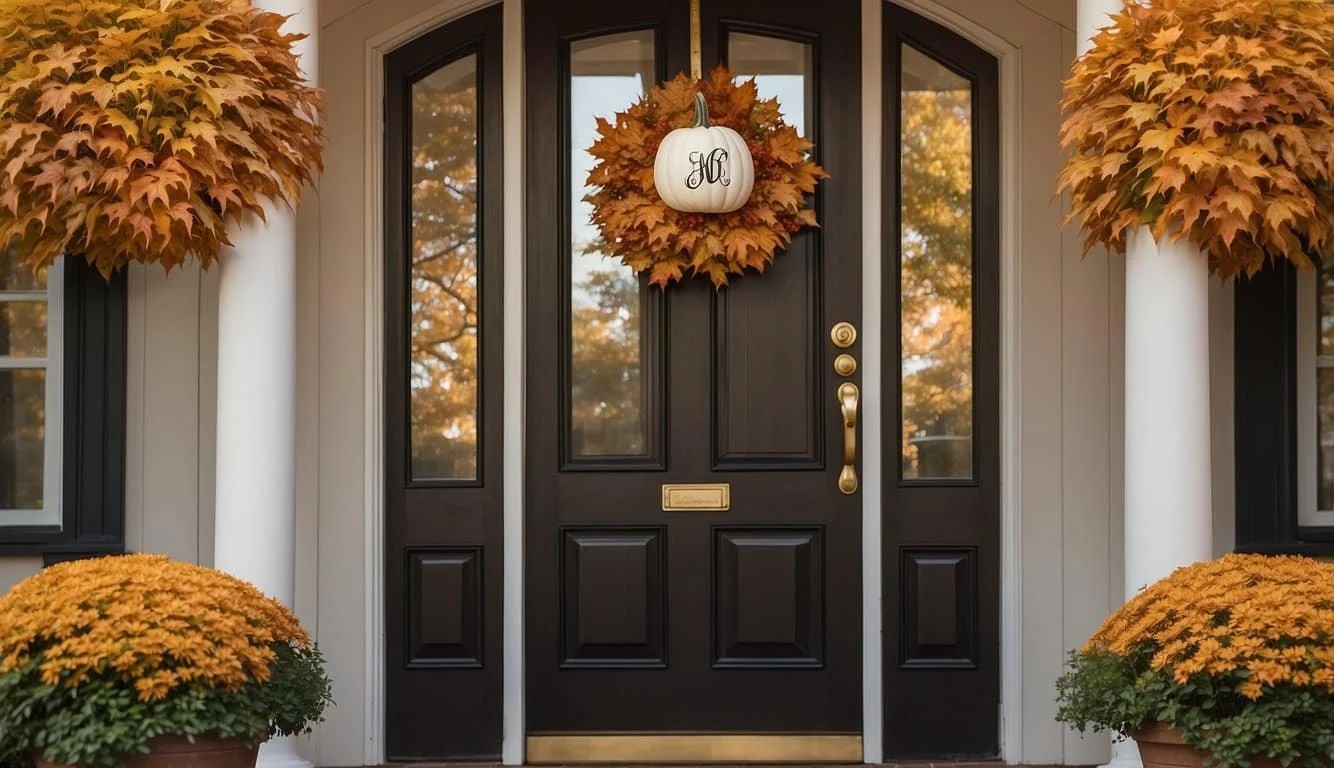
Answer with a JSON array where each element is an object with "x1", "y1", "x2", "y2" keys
[
  {"x1": 569, "y1": 32, "x2": 655, "y2": 458},
  {"x1": 409, "y1": 54, "x2": 479, "y2": 481},
  {"x1": 0, "y1": 369, "x2": 46, "y2": 510},
  {"x1": 1320, "y1": 367, "x2": 1334, "y2": 511},
  {"x1": 1320, "y1": 262, "x2": 1334, "y2": 357},
  {"x1": 728, "y1": 33, "x2": 813, "y2": 138},
  {"x1": 0, "y1": 249, "x2": 46, "y2": 292},
  {"x1": 900, "y1": 44, "x2": 975, "y2": 481},
  {"x1": 0, "y1": 301, "x2": 47, "y2": 358}
]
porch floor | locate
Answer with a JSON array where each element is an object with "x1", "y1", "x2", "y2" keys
[{"x1": 400, "y1": 763, "x2": 1085, "y2": 767}]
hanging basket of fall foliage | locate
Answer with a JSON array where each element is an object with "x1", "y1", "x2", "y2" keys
[
  {"x1": 586, "y1": 66, "x2": 826, "y2": 288},
  {"x1": 1058, "y1": 0, "x2": 1334, "y2": 278},
  {"x1": 0, "y1": 0, "x2": 324, "y2": 277}
]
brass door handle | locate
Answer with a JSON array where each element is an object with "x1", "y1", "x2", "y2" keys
[{"x1": 837, "y1": 381, "x2": 859, "y2": 495}]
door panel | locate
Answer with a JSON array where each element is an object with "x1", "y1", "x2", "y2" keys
[
  {"x1": 883, "y1": 5, "x2": 1001, "y2": 758},
  {"x1": 384, "y1": 6, "x2": 504, "y2": 760},
  {"x1": 525, "y1": 0, "x2": 862, "y2": 750}
]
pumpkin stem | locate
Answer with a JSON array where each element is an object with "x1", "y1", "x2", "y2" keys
[{"x1": 692, "y1": 91, "x2": 710, "y2": 128}]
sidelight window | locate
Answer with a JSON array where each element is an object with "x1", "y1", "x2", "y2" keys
[
  {"x1": 898, "y1": 44, "x2": 976, "y2": 482},
  {"x1": 408, "y1": 54, "x2": 481, "y2": 482}
]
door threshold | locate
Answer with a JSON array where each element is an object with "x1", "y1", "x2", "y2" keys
[{"x1": 525, "y1": 733, "x2": 863, "y2": 764}]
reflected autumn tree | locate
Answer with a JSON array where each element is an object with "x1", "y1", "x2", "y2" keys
[
  {"x1": 900, "y1": 81, "x2": 975, "y2": 480},
  {"x1": 569, "y1": 249, "x2": 644, "y2": 457},
  {"x1": 408, "y1": 61, "x2": 480, "y2": 480},
  {"x1": 0, "y1": 253, "x2": 48, "y2": 510},
  {"x1": 408, "y1": 61, "x2": 648, "y2": 471}
]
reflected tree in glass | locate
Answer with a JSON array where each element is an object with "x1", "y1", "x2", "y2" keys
[
  {"x1": 569, "y1": 264, "x2": 643, "y2": 456},
  {"x1": 409, "y1": 57, "x2": 480, "y2": 481},
  {"x1": 900, "y1": 46, "x2": 975, "y2": 480},
  {"x1": 0, "y1": 251, "x2": 48, "y2": 510},
  {"x1": 568, "y1": 32, "x2": 654, "y2": 458}
]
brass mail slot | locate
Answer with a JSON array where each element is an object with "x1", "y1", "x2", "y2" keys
[{"x1": 661, "y1": 483, "x2": 730, "y2": 511}]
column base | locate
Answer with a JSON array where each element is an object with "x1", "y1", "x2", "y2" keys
[
  {"x1": 1098, "y1": 736, "x2": 1142, "y2": 768},
  {"x1": 257, "y1": 736, "x2": 313, "y2": 768}
]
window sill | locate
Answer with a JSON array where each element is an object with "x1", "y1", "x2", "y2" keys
[{"x1": 1235, "y1": 540, "x2": 1334, "y2": 558}]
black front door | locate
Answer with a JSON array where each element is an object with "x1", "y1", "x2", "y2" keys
[{"x1": 525, "y1": 0, "x2": 862, "y2": 761}]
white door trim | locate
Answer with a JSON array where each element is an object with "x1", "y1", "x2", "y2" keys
[
  {"x1": 859, "y1": 3, "x2": 884, "y2": 761},
  {"x1": 875, "y1": 2, "x2": 1024, "y2": 762},
  {"x1": 360, "y1": 2, "x2": 520, "y2": 764}
]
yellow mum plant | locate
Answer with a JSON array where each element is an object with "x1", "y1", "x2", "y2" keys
[
  {"x1": 1056, "y1": 553, "x2": 1334, "y2": 767},
  {"x1": 0, "y1": 554, "x2": 331, "y2": 768}
]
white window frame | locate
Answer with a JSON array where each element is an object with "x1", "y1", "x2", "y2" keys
[
  {"x1": 1295, "y1": 267, "x2": 1334, "y2": 528},
  {"x1": 0, "y1": 257, "x2": 63, "y2": 528}
]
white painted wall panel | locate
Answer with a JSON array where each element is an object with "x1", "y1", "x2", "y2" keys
[
  {"x1": 314, "y1": 2, "x2": 375, "y2": 761},
  {"x1": 1210, "y1": 281, "x2": 1236, "y2": 556},
  {"x1": 1016, "y1": 20, "x2": 1073, "y2": 764},
  {"x1": 139, "y1": 266, "x2": 203, "y2": 562},
  {"x1": 0, "y1": 558, "x2": 41, "y2": 595}
]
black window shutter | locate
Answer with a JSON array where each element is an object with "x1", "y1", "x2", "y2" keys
[
  {"x1": 0, "y1": 258, "x2": 127, "y2": 562},
  {"x1": 1234, "y1": 261, "x2": 1334, "y2": 555}
]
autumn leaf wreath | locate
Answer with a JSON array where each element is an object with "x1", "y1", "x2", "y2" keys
[{"x1": 585, "y1": 66, "x2": 827, "y2": 288}]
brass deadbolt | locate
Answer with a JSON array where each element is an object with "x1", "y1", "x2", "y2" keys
[
  {"x1": 830, "y1": 321, "x2": 857, "y2": 349},
  {"x1": 833, "y1": 354, "x2": 857, "y2": 377}
]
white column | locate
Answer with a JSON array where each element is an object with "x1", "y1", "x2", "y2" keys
[
  {"x1": 1123, "y1": 225, "x2": 1214, "y2": 587},
  {"x1": 1075, "y1": 3, "x2": 1214, "y2": 768},
  {"x1": 213, "y1": 2, "x2": 316, "y2": 768}
]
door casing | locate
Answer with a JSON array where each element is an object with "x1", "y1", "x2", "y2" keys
[{"x1": 358, "y1": 0, "x2": 1028, "y2": 763}]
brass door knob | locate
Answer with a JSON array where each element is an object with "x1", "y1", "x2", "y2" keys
[
  {"x1": 833, "y1": 354, "x2": 857, "y2": 377},
  {"x1": 837, "y1": 381, "x2": 859, "y2": 494},
  {"x1": 830, "y1": 321, "x2": 857, "y2": 349}
]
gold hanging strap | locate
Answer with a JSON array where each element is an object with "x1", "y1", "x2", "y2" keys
[{"x1": 690, "y1": 0, "x2": 702, "y2": 79}]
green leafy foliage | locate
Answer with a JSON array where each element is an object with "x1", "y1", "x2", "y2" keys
[
  {"x1": 1058, "y1": 0, "x2": 1334, "y2": 277},
  {"x1": 0, "y1": 645, "x2": 332, "y2": 768},
  {"x1": 1058, "y1": 648, "x2": 1334, "y2": 767}
]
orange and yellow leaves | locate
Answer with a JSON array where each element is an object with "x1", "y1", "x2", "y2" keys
[
  {"x1": 584, "y1": 66, "x2": 826, "y2": 289},
  {"x1": 0, "y1": 554, "x2": 310, "y2": 702},
  {"x1": 0, "y1": 0, "x2": 325, "y2": 278},
  {"x1": 1084, "y1": 553, "x2": 1334, "y2": 702},
  {"x1": 1058, "y1": 0, "x2": 1334, "y2": 278}
]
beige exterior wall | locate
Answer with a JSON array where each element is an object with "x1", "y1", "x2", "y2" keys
[
  {"x1": 0, "y1": 262, "x2": 223, "y2": 589},
  {"x1": 0, "y1": 0, "x2": 1251, "y2": 765}
]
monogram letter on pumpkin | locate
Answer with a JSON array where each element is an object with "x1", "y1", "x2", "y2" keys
[
  {"x1": 686, "y1": 148, "x2": 732, "y2": 190},
  {"x1": 654, "y1": 92, "x2": 754, "y2": 213}
]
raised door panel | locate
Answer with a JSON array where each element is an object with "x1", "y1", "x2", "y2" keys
[
  {"x1": 714, "y1": 528, "x2": 823, "y2": 667},
  {"x1": 407, "y1": 548, "x2": 483, "y2": 668},
  {"x1": 561, "y1": 528, "x2": 667, "y2": 667},
  {"x1": 713, "y1": 249, "x2": 822, "y2": 468}
]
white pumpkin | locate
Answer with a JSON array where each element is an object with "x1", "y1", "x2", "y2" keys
[{"x1": 653, "y1": 92, "x2": 755, "y2": 213}]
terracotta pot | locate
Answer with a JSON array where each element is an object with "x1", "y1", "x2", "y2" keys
[
  {"x1": 36, "y1": 735, "x2": 259, "y2": 768},
  {"x1": 1134, "y1": 722, "x2": 1310, "y2": 768}
]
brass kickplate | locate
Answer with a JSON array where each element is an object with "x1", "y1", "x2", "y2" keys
[
  {"x1": 661, "y1": 483, "x2": 730, "y2": 511},
  {"x1": 527, "y1": 733, "x2": 863, "y2": 764}
]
